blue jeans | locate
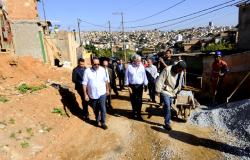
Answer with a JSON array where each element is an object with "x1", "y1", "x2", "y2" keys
[
  {"x1": 148, "y1": 79, "x2": 156, "y2": 101},
  {"x1": 90, "y1": 94, "x2": 106, "y2": 125},
  {"x1": 129, "y1": 84, "x2": 143, "y2": 116},
  {"x1": 160, "y1": 93, "x2": 172, "y2": 126}
]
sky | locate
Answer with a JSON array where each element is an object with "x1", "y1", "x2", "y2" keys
[{"x1": 36, "y1": 0, "x2": 240, "y2": 32}]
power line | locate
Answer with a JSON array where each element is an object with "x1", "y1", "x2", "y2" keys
[
  {"x1": 155, "y1": 0, "x2": 243, "y2": 30},
  {"x1": 165, "y1": 8, "x2": 238, "y2": 31},
  {"x1": 125, "y1": 0, "x2": 239, "y2": 29},
  {"x1": 125, "y1": 0, "x2": 186, "y2": 23},
  {"x1": 119, "y1": 0, "x2": 146, "y2": 12}
]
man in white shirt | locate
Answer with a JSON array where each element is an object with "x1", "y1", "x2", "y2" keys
[
  {"x1": 82, "y1": 58, "x2": 109, "y2": 130},
  {"x1": 125, "y1": 54, "x2": 148, "y2": 121}
]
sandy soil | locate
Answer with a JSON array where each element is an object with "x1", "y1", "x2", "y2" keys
[{"x1": 0, "y1": 54, "x2": 234, "y2": 160}]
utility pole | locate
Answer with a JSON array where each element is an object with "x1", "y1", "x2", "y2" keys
[
  {"x1": 41, "y1": 0, "x2": 48, "y2": 34},
  {"x1": 109, "y1": 21, "x2": 113, "y2": 57},
  {"x1": 68, "y1": 25, "x2": 70, "y2": 33},
  {"x1": 112, "y1": 12, "x2": 126, "y2": 61},
  {"x1": 77, "y1": 18, "x2": 82, "y2": 46}
]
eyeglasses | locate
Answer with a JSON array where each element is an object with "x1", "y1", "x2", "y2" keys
[{"x1": 93, "y1": 64, "x2": 100, "y2": 66}]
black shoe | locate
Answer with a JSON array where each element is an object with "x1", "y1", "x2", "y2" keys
[
  {"x1": 116, "y1": 92, "x2": 119, "y2": 96},
  {"x1": 109, "y1": 105, "x2": 113, "y2": 109},
  {"x1": 94, "y1": 121, "x2": 99, "y2": 126},
  {"x1": 152, "y1": 100, "x2": 157, "y2": 103},
  {"x1": 85, "y1": 116, "x2": 90, "y2": 120},
  {"x1": 137, "y1": 116, "x2": 144, "y2": 121},
  {"x1": 101, "y1": 124, "x2": 108, "y2": 130},
  {"x1": 163, "y1": 125, "x2": 172, "y2": 131}
]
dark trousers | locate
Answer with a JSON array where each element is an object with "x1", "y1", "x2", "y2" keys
[
  {"x1": 148, "y1": 79, "x2": 156, "y2": 101},
  {"x1": 90, "y1": 94, "x2": 106, "y2": 125},
  {"x1": 106, "y1": 86, "x2": 112, "y2": 107},
  {"x1": 213, "y1": 79, "x2": 224, "y2": 104},
  {"x1": 77, "y1": 88, "x2": 89, "y2": 117},
  {"x1": 111, "y1": 80, "x2": 118, "y2": 94},
  {"x1": 118, "y1": 72, "x2": 125, "y2": 89},
  {"x1": 129, "y1": 84, "x2": 143, "y2": 117}
]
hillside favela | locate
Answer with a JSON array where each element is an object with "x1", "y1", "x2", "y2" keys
[{"x1": 0, "y1": 0, "x2": 250, "y2": 160}]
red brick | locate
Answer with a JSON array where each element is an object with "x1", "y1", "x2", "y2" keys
[
  {"x1": 9, "y1": 14, "x2": 18, "y2": 18},
  {"x1": 8, "y1": 10, "x2": 14, "y2": 14},
  {"x1": 27, "y1": 6, "x2": 35, "y2": 10},
  {"x1": 7, "y1": 6, "x2": 15, "y2": 10},
  {"x1": 30, "y1": 3, "x2": 37, "y2": 6},
  {"x1": 18, "y1": 3, "x2": 25, "y2": 6},
  {"x1": 5, "y1": 2, "x2": 13, "y2": 6},
  {"x1": 13, "y1": 18, "x2": 21, "y2": 20},
  {"x1": 21, "y1": 6, "x2": 27, "y2": 10},
  {"x1": 19, "y1": 10, "x2": 26, "y2": 14},
  {"x1": 13, "y1": 0, "x2": 20, "y2": 2},
  {"x1": 11, "y1": 2, "x2": 19, "y2": 6},
  {"x1": 13, "y1": 10, "x2": 19, "y2": 14},
  {"x1": 28, "y1": 14, "x2": 37, "y2": 18},
  {"x1": 20, "y1": 0, "x2": 27, "y2": 2}
]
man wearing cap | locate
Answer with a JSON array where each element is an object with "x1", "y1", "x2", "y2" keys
[
  {"x1": 155, "y1": 61, "x2": 187, "y2": 131},
  {"x1": 211, "y1": 51, "x2": 229, "y2": 104}
]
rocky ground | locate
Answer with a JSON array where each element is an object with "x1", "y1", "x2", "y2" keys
[{"x1": 0, "y1": 53, "x2": 249, "y2": 160}]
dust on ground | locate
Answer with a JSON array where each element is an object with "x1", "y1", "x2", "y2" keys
[{"x1": 0, "y1": 54, "x2": 246, "y2": 160}]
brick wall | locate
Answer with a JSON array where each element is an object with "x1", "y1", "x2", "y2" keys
[{"x1": 4, "y1": 0, "x2": 39, "y2": 21}]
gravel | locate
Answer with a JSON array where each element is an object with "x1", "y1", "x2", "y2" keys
[{"x1": 188, "y1": 99, "x2": 250, "y2": 159}]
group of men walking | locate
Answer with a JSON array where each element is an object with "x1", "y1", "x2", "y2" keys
[
  {"x1": 72, "y1": 49, "x2": 229, "y2": 131},
  {"x1": 72, "y1": 50, "x2": 187, "y2": 131}
]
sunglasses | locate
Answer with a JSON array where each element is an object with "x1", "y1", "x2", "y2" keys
[{"x1": 93, "y1": 64, "x2": 100, "y2": 66}]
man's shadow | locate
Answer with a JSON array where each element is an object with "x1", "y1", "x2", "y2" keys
[
  {"x1": 58, "y1": 87, "x2": 97, "y2": 127},
  {"x1": 151, "y1": 126, "x2": 249, "y2": 158}
]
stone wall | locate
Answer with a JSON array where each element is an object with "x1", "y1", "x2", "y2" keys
[
  {"x1": 238, "y1": 3, "x2": 250, "y2": 50},
  {"x1": 11, "y1": 20, "x2": 44, "y2": 61}
]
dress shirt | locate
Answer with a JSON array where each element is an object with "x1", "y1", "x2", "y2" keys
[
  {"x1": 105, "y1": 68, "x2": 110, "y2": 83},
  {"x1": 174, "y1": 60, "x2": 183, "y2": 65},
  {"x1": 119, "y1": 64, "x2": 123, "y2": 72},
  {"x1": 82, "y1": 67, "x2": 108, "y2": 99},
  {"x1": 125, "y1": 62, "x2": 148, "y2": 85},
  {"x1": 145, "y1": 65, "x2": 158, "y2": 81}
]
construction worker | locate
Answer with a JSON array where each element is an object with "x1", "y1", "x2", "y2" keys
[
  {"x1": 156, "y1": 61, "x2": 187, "y2": 131},
  {"x1": 211, "y1": 51, "x2": 229, "y2": 104}
]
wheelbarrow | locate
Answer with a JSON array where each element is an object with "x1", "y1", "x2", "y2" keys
[{"x1": 173, "y1": 91, "x2": 200, "y2": 122}]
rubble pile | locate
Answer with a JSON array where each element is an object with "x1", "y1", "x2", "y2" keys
[{"x1": 188, "y1": 99, "x2": 250, "y2": 159}]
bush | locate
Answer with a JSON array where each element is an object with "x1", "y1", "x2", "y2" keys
[{"x1": 16, "y1": 84, "x2": 47, "y2": 94}]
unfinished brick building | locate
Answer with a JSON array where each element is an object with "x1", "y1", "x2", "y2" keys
[{"x1": 3, "y1": 0, "x2": 45, "y2": 61}]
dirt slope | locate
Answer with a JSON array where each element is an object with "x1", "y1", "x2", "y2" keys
[{"x1": 0, "y1": 54, "x2": 245, "y2": 160}]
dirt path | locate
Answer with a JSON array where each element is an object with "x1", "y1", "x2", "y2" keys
[{"x1": 33, "y1": 83, "x2": 230, "y2": 160}]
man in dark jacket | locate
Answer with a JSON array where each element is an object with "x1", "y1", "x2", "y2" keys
[
  {"x1": 108, "y1": 59, "x2": 119, "y2": 96},
  {"x1": 72, "y1": 58, "x2": 89, "y2": 119},
  {"x1": 116, "y1": 59, "x2": 126, "y2": 91}
]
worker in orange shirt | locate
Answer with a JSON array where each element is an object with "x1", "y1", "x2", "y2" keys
[{"x1": 211, "y1": 51, "x2": 229, "y2": 104}]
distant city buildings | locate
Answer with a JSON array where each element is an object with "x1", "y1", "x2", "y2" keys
[
  {"x1": 209, "y1": 21, "x2": 213, "y2": 27},
  {"x1": 78, "y1": 25, "x2": 237, "y2": 52}
]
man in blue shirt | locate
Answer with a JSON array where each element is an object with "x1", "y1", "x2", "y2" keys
[
  {"x1": 72, "y1": 58, "x2": 89, "y2": 119},
  {"x1": 116, "y1": 59, "x2": 126, "y2": 91},
  {"x1": 125, "y1": 54, "x2": 148, "y2": 121},
  {"x1": 82, "y1": 58, "x2": 110, "y2": 130}
]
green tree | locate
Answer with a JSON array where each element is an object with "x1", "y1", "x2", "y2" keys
[{"x1": 161, "y1": 43, "x2": 166, "y2": 50}]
